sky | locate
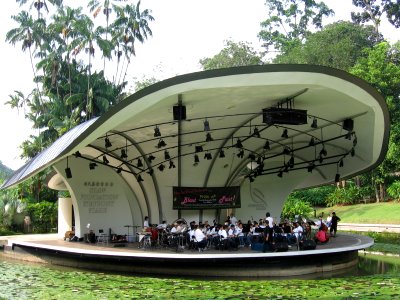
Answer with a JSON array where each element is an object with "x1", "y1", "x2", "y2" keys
[{"x1": 0, "y1": 0, "x2": 399, "y2": 171}]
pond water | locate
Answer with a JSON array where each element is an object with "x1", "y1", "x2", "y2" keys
[{"x1": 0, "y1": 253, "x2": 399, "y2": 299}]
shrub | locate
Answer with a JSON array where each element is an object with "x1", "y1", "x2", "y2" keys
[
  {"x1": 26, "y1": 201, "x2": 58, "y2": 233},
  {"x1": 387, "y1": 181, "x2": 400, "y2": 202},
  {"x1": 290, "y1": 185, "x2": 336, "y2": 206},
  {"x1": 281, "y1": 195, "x2": 314, "y2": 220},
  {"x1": 326, "y1": 186, "x2": 361, "y2": 206}
]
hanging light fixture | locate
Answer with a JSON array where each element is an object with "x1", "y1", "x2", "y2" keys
[
  {"x1": 335, "y1": 164, "x2": 340, "y2": 183},
  {"x1": 164, "y1": 150, "x2": 170, "y2": 160},
  {"x1": 157, "y1": 139, "x2": 167, "y2": 148},
  {"x1": 283, "y1": 147, "x2": 291, "y2": 155},
  {"x1": 309, "y1": 137, "x2": 315, "y2": 147},
  {"x1": 253, "y1": 127, "x2": 260, "y2": 138},
  {"x1": 288, "y1": 154, "x2": 295, "y2": 168},
  {"x1": 147, "y1": 168, "x2": 154, "y2": 175},
  {"x1": 154, "y1": 125, "x2": 161, "y2": 137},
  {"x1": 206, "y1": 152, "x2": 212, "y2": 160},
  {"x1": 206, "y1": 132, "x2": 213, "y2": 142},
  {"x1": 116, "y1": 167, "x2": 122, "y2": 174},
  {"x1": 307, "y1": 162, "x2": 315, "y2": 173},
  {"x1": 158, "y1": 164, "x2": 165, "y2": 172},
  {"x1": 237, "y1": 149, "x2": 244, "y2": 158},
  {"x1": 281, "y1": 129, "x2": 288, "y2": 138},
  {"x1": 120, "y1": 149, "x2": 128, "y2": 159},
  {"x1": 353, "y1": 135, "x2": 358, "y2": 147},
  {"x1": 351, "y1": 147, "x2": 355, "y2": 157},
  {"x1": 320, "y1": 146, "x2": 327, "y2": 157},
  {"x1": 339, "y1": 159, "x2": 344, "y2": 167},
  {"x1": 103, "y1": 155, "x2": 109, "y2": 165},
  {"x1": 248, "y1": 153, "x2": 256, "y2": 161},
  {"x1": 204, "y1": 119, "x2": 210, "y2": 131},
  {"x1": 235, "y1": 138, "x2": 243, "y2": 148},
  {"x1": 277, "y1": 170, "x2": 283, "y2": 178},
  {"x1": 148, "y1": 154, "x2": 156, "y2": 162},
  {"x1": 65, "y1": 157, "x2": 72, "y2": 179},
  {"x1": 249, "y1": 176, "x2": 255, "y2": 183},
  {"x1": 311, "y1": 117, "x2": 318, "y2": 129},
  {"x1": 169, "y1": 160, "x2": 176, "y2": 168},
  {"x1": 105, "y1": 135, "x2": 112, "y2": 148},
  {"x1": 74, "y1": 151, "x2": 81, "y2": 157},
  {"x1": 263, "y1": 140, "x2": 270, "y2": 150},
  {"x1": 219, "y1": 150, "x2": 225, "y2": 158},
  {"x1": 137, "y1": 158, "x2": 143, "y2": 168},
  {"x1": 137, "y1": 174, "x2": 144, "y2": 182},
  {"x1": 194, "y1": 154, "x2": 200, "y2": 163},
  {"x1": 195, "y1": 145, "x2": 203, "y2": 153},
  {"x1": 89, "y1": 162, "x2": 97, "y2": 170}
]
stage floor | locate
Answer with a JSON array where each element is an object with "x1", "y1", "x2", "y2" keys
[{"x1": 0, "y1": 233, "x2": 373, "y2": 277}]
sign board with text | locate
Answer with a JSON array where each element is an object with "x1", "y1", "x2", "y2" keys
[{"x1": 172, "y1": 186, "x2": 241, "y2": 210}]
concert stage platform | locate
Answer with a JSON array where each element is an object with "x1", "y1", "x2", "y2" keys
[{"x1": 0, "y1": 233, "x2": 373, "y2": 278}]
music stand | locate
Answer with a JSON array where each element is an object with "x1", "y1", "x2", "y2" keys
[{"x1": 124, "y1": 225, "x2": 133, "y2": 242}]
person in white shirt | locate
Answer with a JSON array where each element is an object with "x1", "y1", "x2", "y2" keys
[
  {"x1": 292, "y1": 222, "x2": 304, "y2": 239},
  {"x1": 265, "y1": 212, "x2": 274, "y2": 229},
  {"x1": 143, "y1": 216, "x2": 149, "y2": 228},
  {"x1": 229, "y1": 213, "x2": 238, "y2": 226}
]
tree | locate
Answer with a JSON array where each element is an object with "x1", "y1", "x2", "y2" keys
[
  {"x1": 350, "y1": 42, "x2": 400, "y2": 201},
  {"x1": 199, "y1": 40, "x2": 263, "y2": 70},
  {"x1": 258, "y1": 0, "x2": 334, "y2": 55},
  {"x1": 351, "y1": 0, "x2": 400, "y2": 33},
  {"x1": 274, "y1": 21, "x2": 382, "y2": 71}
]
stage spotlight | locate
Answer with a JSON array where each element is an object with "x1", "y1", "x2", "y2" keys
[
  {"x1": 89, "y1": 162, "x2": 97, "y2": 170},
  {"x1": 249, "y1": 176, "x2": 255, "y2": 183},
  {"x1": 154, "y1": 126, "x2": 161, "y2": 137},
  {"x1": 206, "y1": 152, "x2": 212, "y2": 160},
  {"x1": 284, "y1": 164, "x2": 289, "y2": 173},
  {"x1": 194, "y1": 154, "x2": 200, "y2": 163},
  {"x1": 319, "y1": 155, "x2": 324, "y2": 163},
  {"x1": 120, "y1": 149, "x2": 128, "y2": 159},
  {"x1": 147, "y1": 168, "x2": 154, "y2": 176},
  {"x1": 164, "y1": 150, "x2": 170, "y2": 160},
  {"x1": 263, "y1": 140, "x2": 270, "y2": 150},
  {"x1": 74, "y1": 151, "x2": 82, "y2": 157},
  {"x1": 237, "y1": 149, "x2": 244, "y2": 158},
  {"x1": 320, "y1": 146, "x2": 327, "y2": 157},
  {"x1": 103, "y1": 155, "x2": 109, "y2": 164},
  {"x1": 136, "y1": 158, "x2": 143, "y2": 168},
  {"x1": 158, "y1": 164, "x2": 165, "y2": 172},
  {"x1": 195, "y1": 145, "x2": 203, "y2": 153},
  {"x1": 339, "y1": 159, "x2": 344, "y2": 167},
  {"x1": 105, "y1": 137, "x2": 112, "y2": 148},
  {"x1": 335, "y1": 173, "x2": 340, "y2": 183},
  {"x1": 148, "y1": 154, "x2": 156, "y2": 162},
  {"x1": 248, "y1": 153, "x2": 256, "y2": 161},
  {"x1": 169, "y1": 160, "x2": 176, "y2": 169},
  {"x1": 206, "y1": 132, "x2": 213, "y2": 142},
  {"x1": 235, "y1": 139, "x2": 243, "y2": 148},
  {"x1": 204, "y1": 119, "x2": 210, "y2": 131},
  {"x1": 309, "y1": 137, "x2": 315, "y2": 147},
  {"x1": 311, "y1": 118, "x2": 318, "y2": 129},
  {"x1": 65, "y1": 167, "x2": 72, "y2": 179},
  {"x1": 307, "y1": 163, "x2": 315, "y2": 173},
  {"x1": 219, "y1": 150, "x2": 225, "y2": 158},
  {"x1": 137, "y1": 174, "x2": 144, "y2": 182},
  {"x1": 253, "y1": 127, "x2": 260, "y2": 138},
  {"x1": 283, "y1": 147, "x2": 291, "y2": 155},
  {"x1": 116, "y1": 167, "x2": 122, "y2": 174},
  {"x1": 281, "y1": 129, "x2": 288, "y2": 138},
  {"x1": 277, "y1": 170, "x2": 283, "y2": 178},
  {"x1": 288, "y1": 155, "x2": 295, "y2": 168},
  {"x1": 157, "y1": 139, "x2": 167, "y2": 148},
  {"x1": 351, "y1": 147, "x2": 355, "y2": 157}
]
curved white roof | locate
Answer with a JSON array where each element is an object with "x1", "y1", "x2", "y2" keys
[{"x1": 2, "y1": 65, "x2": 389, "y2": 191}]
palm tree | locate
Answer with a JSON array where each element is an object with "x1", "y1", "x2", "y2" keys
[
  {"x1": 16, "y1": 0, "x2": 63, "y2": 19},
  {"x1": 87, "y1": 0, "x2": 127, "y2": 71},
  {"x1": 113, "y1": 1, "x2": 154, "y2": 85},
  {"x1": 69, "y1": 15, "x2": 113, "y2": 119}
]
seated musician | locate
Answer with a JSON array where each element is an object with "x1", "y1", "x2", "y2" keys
[
  {"x1": 194, "y1": 224, "x2": 207, "y2": 250},
  {"x1": 228, "y1": 224, "x2": 239, "y2": 249},
  {"x1": 157, "y1": 220, "x2": 167, "y2": 230}
]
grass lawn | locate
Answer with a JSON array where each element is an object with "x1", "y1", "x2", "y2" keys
[{"x1": 314, "y1": 202, "x2": 400, "y2": 224}]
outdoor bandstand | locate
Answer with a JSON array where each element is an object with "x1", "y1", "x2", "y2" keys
[{"x1": 1, "y1": 65, "x2": 389, "y2": 277}]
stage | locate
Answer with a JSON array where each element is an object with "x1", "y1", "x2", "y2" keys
[{"x1": 0, "y1": 233, "x2": 373, "y2": 277}]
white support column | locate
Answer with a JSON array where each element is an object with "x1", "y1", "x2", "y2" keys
[{"x1": 58, "y1": 197, "x2": 73, "y2": 238}]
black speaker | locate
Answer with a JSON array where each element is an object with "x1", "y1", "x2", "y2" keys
[
  {"x1": 343, "y1": 119, "x2": 354, "y2": 131},
  {"x1": 173, "y1": 105, "x2": 186, "y2": 120},
  {"x1": 65, "y1": 167, "x2": 72, "y2": 179},
  {"x1": 263, "y1": 108, "x2": 308, "y2": 125}
]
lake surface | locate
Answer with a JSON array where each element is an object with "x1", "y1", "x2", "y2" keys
[{"x1": 0, "y1": 253, "x2": 399, "y2": 299}]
